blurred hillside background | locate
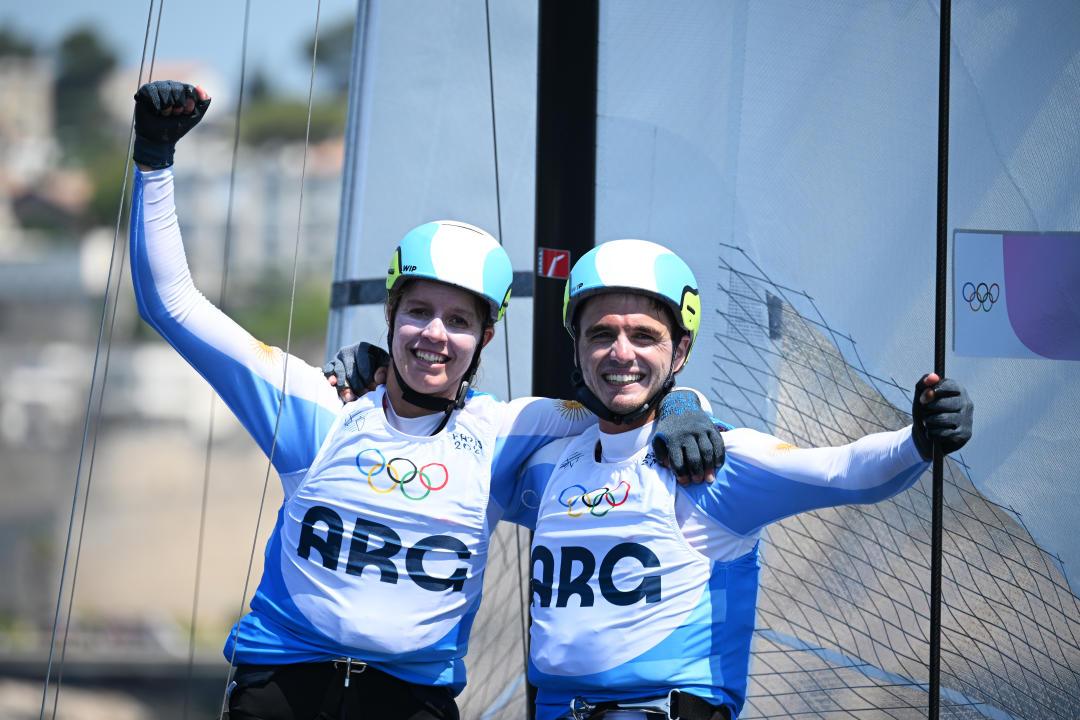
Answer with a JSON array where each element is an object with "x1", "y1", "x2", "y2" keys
[{"x1": 0, "y1": 3, "x2": 357, "y2": 717}]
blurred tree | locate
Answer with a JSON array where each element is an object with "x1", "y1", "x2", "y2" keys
[
  {"x1": 0, "y1": 24, "x2": 36, "y2": 57},
  {"x1": 85, "y1": 142, "x2": 131, "y2": 227},
  {"x1": 248, "y1": 67, "x2": 272, "y2": 102},
  {"x1": 306, "y1": 15, "x2": 355, "y2": 94},
  {"x1": 48, "y1": 26, "x2": 128, "y2": 229},
  {"x1": 233, "y1": 17, "x2": 353, "y2": 146},
  {"x1": 54, "y1": 26, "x2": 117, "y2": 159},
  {"x1": 233, "y1": 276, "x2": 331, "y2": 349},
  {"x1": 240, "y1": 96, "x2": 347, "y2": 145}
]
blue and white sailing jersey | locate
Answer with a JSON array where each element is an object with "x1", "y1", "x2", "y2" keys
[
  {"x1": 521, "y1": 422, "x2": 927, "y2": 719},
  {"x1": 129, "y1": 167, "x2": 594, "y2": 693}
]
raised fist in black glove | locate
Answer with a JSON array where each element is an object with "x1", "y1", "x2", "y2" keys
[
  {"x1": 652, "y1": 389, "x2": 725, "y2": 486},
  {"x1": 911, "y1": 373, "x2": 974, "y2": 461},
  {"x1": 323, "y1": 342, "x2": 391, "y2": 403},
  {"x1": 133, "y1": 81, "x2": 211, "y2": 169}
]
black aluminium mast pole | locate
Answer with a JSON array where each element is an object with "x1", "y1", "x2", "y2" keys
[
  {"x1": 532, "y1": 1, "x2": 599, "y2": 401},
  {"x1": 529, "y1": 2, "x2": 599, "y2": 718},
  {"x1": 929, "y1": 0, "x2": 951, "y2": 718}
]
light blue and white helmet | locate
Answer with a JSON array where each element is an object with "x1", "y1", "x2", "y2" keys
[
  {"x1": 563, "y1": 238, "x2": 702, "y2": 358},
  {"x1": 387, "y1": 220, "x2": 513, "y2": 323}
]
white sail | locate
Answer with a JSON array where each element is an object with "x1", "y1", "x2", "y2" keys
[
  {"x1": 329, "y1": 1, "x2": 1080, "y2": 717},
  {"x1": 592, "y1": 2, "x2": 1080, "y2": 717}
]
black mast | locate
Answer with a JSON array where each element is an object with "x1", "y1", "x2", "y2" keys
[
  {"x1": 529, "y1": 3, "x2": 599, "y2": 717},
  {"x1": 532, "y1": 0, "x2": 599, "y2": 400}
]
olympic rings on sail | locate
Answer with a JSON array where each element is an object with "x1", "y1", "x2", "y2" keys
[
  {"x1": 355, "y1": 448, "x2": 450, "y2": 501},
  {"x1": 558, "y1": 481, "x2": 631, "y2": 518},
  {"x1": 962, "y1": 281, "x2": 1000, "y2": 312}
]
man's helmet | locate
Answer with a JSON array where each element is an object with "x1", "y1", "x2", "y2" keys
[
  {"x1": 563, "y1": 238, "x2": 701, "y2": 360},
  {"x1": 387, "y1": 220, "x2": 513, "y2": 323}
]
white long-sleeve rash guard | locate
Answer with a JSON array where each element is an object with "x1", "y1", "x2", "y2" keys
[
  {"x1": 129, "y1": 167, "x2": 596, "y2": 693},
  {"x1": 516, "y1": 419, "x2": 927, "y2": 719}
]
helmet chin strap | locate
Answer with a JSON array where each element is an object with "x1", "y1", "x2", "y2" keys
[
  {"x1": 389, "y1": 344, "x2": 484, "y2": 434},
  {"x1": 391, "y1": 361, "x2": 453, "y2": 413}
]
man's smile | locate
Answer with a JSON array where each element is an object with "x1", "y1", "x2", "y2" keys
[{"x1": 602, "y1": 371, "x2": 645, "y2": 386}]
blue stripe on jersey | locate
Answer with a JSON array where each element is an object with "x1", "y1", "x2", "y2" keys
[
  {"x1": 709, "y1": 561, "x2": 729, "y2": 686},
  {"x1": 504, "y1": 460, "x2": 551, "y2": 530},
  {"x1": 490, "y1": 434, "x2": 570, "y2": 524},
  {"x1": 684, "y1": 454, "x2": 925, "y2": 537},
  {"x1": 130, "y1": 174, "x2": 335, "y2": 473},
  {"x1": 498, "y1": 435, "x2": 577, "y2": 530},
  {"x1": 708, "y1": 549, "x2": 759, "y2": 714}
]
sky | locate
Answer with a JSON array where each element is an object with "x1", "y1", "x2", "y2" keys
[{"x1": 0, "y1": 0, "x2": 357, "y2": 99}]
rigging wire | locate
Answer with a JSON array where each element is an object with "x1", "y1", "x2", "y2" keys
[
  {"x1": 482, "y1": 0, "x2": 532, "y2": 702},
  {"x1": 182, "y1": 1, "x2": 253, "y2": 717},
  {"x1": 217, "y1": 1, "x2": 324, "y2": 716},
  {"x1": 483, "y1": 0, "x2": 511, "y2": 402},
  {"x1": 38, "y1": 2, "x2": 164, "y2": 718}
]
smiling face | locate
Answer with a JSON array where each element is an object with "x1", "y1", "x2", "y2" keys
[
  {"x1": 387, "y1": 280, "x2": 493, "y2": 415},
  {"x1": 575, "y1": 293, "x2": 690, "y2": 431}
]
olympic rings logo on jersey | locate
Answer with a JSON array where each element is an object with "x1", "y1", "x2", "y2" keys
[
  {"x1": 558, "y1": 481, "x2": 631, "y2": 518},
  {"x1": 962, "y1": 281, "x2": 1000, "y2": 312},
  {"x1": 355, "y1": 448, "x2": 449, "y2": 501}
]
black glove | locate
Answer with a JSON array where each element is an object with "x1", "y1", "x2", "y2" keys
[
  {"x1": 652, "y1": 389, "x2": 725, "y2": 481},
  {"x1": 133, "y1": 81, "x2": 211, "y2": 169},
  {"x1": 911, "y1": 374, "x2": 974, "y2": 460},
  {"x1": 323, "y1": 342, "x2": 390, "y2": 394}
]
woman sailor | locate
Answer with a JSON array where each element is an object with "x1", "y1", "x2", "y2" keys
[{"x1": 128, "y1": 81, "x2": 719, "y2": 720}]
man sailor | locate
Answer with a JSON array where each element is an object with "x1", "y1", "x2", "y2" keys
[{"x1": 517, "y1": 239, "x2": 973, "y2": 720}]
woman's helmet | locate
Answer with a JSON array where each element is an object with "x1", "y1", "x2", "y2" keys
[
  {"x1": 387, "y1": 220, "x2": 513, "y2": 323},
  {"x1": 384, "y1": 220, "x2": 512, "y2": 422},
  {"x1": 563, "y1": 238, "x2": 701, "y2": 359}
]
